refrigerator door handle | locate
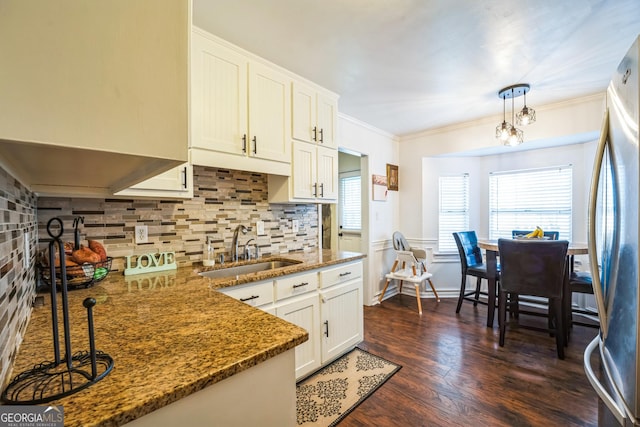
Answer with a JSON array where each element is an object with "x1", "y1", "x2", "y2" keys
[
  {"x1": 584, "y1": 336, "x2": 627, "y2": 426},
  {"x1": 588, "y1": 108, "x2": 610, "y2": 337}
]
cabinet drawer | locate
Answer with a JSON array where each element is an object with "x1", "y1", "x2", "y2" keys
[
  {"x1": 319, "y1": 262, "x2": 362, "y2": 289},
  {"x1": 220, "y1": 280, "x2": 274, "y2": 307},
  {"x1": 275, "y1": 271, "x2": 318, "y2": 301}
]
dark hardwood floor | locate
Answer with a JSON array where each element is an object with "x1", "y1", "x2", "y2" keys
[{"x1": 340, "y1": 295, "x2": 600, "y2": 427}]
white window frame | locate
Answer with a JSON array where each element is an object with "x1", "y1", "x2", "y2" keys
[
  {"x1": 438, "y1": 174, "x2": 470, "y2": 253},
  {"x1": 489, "y1": 165, "x2": 573, "y2": 241},
  {"x1": 339, "y1": 171, "x2": 361, "y2": 232}
]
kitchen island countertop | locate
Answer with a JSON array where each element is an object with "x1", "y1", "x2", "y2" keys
[{"x1": 5, "y1": 249, "x2": 365, "y2": 427}]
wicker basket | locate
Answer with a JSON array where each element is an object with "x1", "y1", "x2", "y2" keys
[{"x1": 40, "y1": 257, "x2": 112, "y2": 290}]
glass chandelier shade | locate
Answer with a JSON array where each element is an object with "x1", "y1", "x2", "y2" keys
[
  {"x1": 495, "y1": 83, "x2": 534, "y2": 147},
  {"x1": 516, "y1": 92, "x2": 536, "y2": 126}
]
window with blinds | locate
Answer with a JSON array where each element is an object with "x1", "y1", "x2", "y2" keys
[
  {"x1": 339, "y1": 173, "x2": 361, "y2": 231},
  {"x1": 438, "y1": 174, "x2": 469, "y2": 253},
  {"x1": 489, "y1": 166, "x2": 572, "y2": 240}
]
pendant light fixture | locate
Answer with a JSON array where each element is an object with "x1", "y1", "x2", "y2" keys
[
  {"x1": 516, "y1": 89, "x2": 536, "y2": 126},
  {"x1": 495, "y1": 83, "x2": 535, "y2": 146}
]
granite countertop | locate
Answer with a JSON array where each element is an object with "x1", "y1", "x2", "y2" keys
[{"x1": 5, "y1": 249, "x2": 365, "y2": 427}]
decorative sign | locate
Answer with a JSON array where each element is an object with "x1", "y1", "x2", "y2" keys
[
  {"x1": 124, "y1": 251, "x2": 177, "y2": 276},
  {"x1": 372, "y1": 174, "x2": 388, "y2": 201}
]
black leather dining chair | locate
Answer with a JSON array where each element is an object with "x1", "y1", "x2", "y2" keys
[
  {"x1": 452, "y1": 231, "x2": 500, "y2": 320},
  {"x1": 497, "y1": 238, "x2": 569, "y2": 359},
  {"x1": 567, "y1": 268, "x2": 598, "y2": 328},
  {"x1": 508, "y1": 230, "x2": 559, "y2": 321}
]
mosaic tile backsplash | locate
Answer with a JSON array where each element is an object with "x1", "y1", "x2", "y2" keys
[
  {"x1": 0, "y1": 166, "x2": 38, "y2": 388},
  {"x1": 36, "y1": 166, "x2": 319, "y2": 272}
]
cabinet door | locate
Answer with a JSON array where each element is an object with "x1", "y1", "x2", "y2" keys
[
  {"x1": 248, "y1": 62, "x2": 291, "y2": 162},
  {"x1": 114, "y1": 163, "x2": 193, "y2": 199},
  {"x1": 292, "y1": 141, "x2": 317, "y2": 199},
  {"x1": 219, "y1": 280, "x2": 274, "y2": 308},
  {"x1": 191, "y1": 32, "x2": 248, "y2": 156},
  {"x1": 292, "y1": 81, "x2": 316, "y2": 144},
  {"x1": 320, "y1": 279, "x2": 363, "y2": 363},
  {"x1": 276, "y1": 293, "x2": 321, "y2": 380},
  {"x1": 316, "y1": 146, "x2": 338, "y2": 200},
  {"x1": 316, "y1": 93, "x2": 338, "y2": 148}
]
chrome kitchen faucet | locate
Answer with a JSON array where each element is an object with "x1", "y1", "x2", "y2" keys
[{"x1": 231, "y1": 224, "x2": 248, "y2": 261}]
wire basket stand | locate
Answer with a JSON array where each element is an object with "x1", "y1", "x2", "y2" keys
[{"x1": 1, "y1": 217, "x2": 114, "y2": 404}]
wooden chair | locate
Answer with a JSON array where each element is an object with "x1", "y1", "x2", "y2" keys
[
  {"x1": 452, "y1": 231, "x2": 500, "y2": 317},
  {"x1": 379, "y1": 250, "x2": 440, "y2": 314},
  {"x1": 497, "y1": 238, "x2": 569, "y2": 359}
]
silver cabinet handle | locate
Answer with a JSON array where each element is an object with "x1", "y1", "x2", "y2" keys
[
  {"x1": 252, "y1": 136, "x2": 257, "y2": 155},
  {"x1": 242, "y1": 134, "x2": 247, "y2": 153},
  {"x1": 319, "y1": 128, "x2": 324, "y2": 143},
  {"x1": 313, "y1": 183, "x2": 318, "y2": 197},
  {"x1": 319, "y1": 183, "x2": 324, "y2": 197},
  {"x1": 312, "y1": 126, "x2": 317, "y2": 141}
]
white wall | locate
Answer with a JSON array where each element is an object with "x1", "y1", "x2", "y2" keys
[
  {"x1": 337, "y1": 114, "x2": 400, "y2": 305},
  {"x1": 399, "y1": 93, "x2": 605, "y2": 238},
  {"x1": 397, "y1": 93, "x2": 606, "y2": 298}
]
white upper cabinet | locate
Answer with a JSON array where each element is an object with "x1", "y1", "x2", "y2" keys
[
  {"x1": 248, "y1": 62, "x2": 292, "y2": 162},
  {"x1": 316, "y1": 146, "x2": 338, "y2": 200},
  {"x1": 191, "y1": 31, "x2": 248, "y2": 157},
  {"x1": 292, "y1": 82, "x2": 338, "y2": 148},
  {"x1": 268, "y1": 80, "x2": 339, "y2": 203},
  {"x1": 269, "y1": 142, "x2": 338, "y2": 203},
  {"x1": 114, "y1": 162, "x2": 193, "y2": 199},
  {"x1": 191, "y1": 29, "x2": 290, "y2": 176},
  {"x1": 0, "y1": 0, "x2": 189, "y2": 197}
]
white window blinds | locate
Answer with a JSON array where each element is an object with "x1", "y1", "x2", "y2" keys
[
  {"x1": 439, "y1": 174, "x2": 469, "y2": 252},
  {"x1": 339, "y1": 173, "x2": 361, "y2": 231},
  {"x1": 489, "y1": 166, "x2": 572, "y2": 240}
]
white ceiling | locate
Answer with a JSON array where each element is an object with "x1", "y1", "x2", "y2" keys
[{"x1": 193, "y1": 0, "x2": 640, "y2": 137}]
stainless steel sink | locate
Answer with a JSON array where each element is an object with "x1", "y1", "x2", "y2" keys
[{"x1": 199, "y1": 259, "x2": 302, "y2": 279}]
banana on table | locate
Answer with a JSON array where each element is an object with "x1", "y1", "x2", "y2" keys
[{"x1": 524, "y1": 226, "x2": 544, "y2": 238}]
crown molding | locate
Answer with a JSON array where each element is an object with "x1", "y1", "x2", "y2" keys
[{"x1": 400, "y1": 91, "x2": 605, "y2": 142}]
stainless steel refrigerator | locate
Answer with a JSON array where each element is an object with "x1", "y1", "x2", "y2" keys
[{"x1": 584, "y1": 35, "x2": 640, "y2": 426}]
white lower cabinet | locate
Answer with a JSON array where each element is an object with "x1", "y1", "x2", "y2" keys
[
  {"x1": 218, "y1": 260, "x2": 363, "y2": 380},
  {"x1": 275, "y1": 292, "x2": 321, "y2": 379},
  {"x1": 319, "y1": 280, "x2": 363, "y2": 363}
]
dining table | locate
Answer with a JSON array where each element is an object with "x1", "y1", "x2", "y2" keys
[{"x1": 477, "y1": 239, "x2": 588, "y2": 327}]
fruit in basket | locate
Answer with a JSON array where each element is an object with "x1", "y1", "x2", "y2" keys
[
  {"x1": 41, "y1": 242, "x2": 78, "y2": 267},
  {"x1": 57, "y1": 258, "x2": 78, "y2": 268},
  {"x1": 63, "y1": 241, "x2": 74, "y2": 255},
  {"x1": 88, "y1": 240, "x2": 108, "y2": 261},
  {"x1": 524, "y1": 226, "x2": 544, "y2": 238},
  {"x1": 71, "y1": 245, "x2": 101, "y2": 264}
]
